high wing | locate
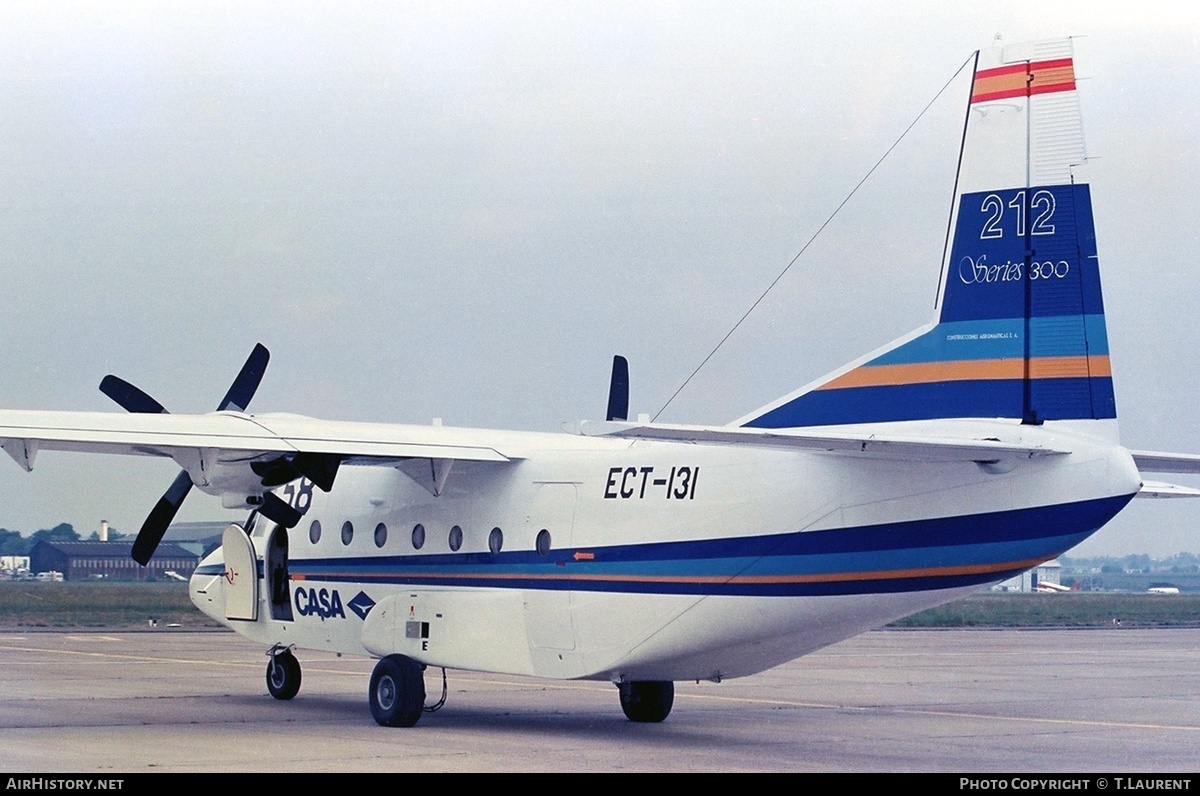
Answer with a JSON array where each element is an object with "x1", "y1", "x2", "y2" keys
[
  {"x1": 580, "y1": 422, "x2": 1200, "y2": 497},
  {"x1": 577, "y1": 419, "x2": 1070, "y2": 463},
  {"x1": 0, "y1": 409, "x2": 517, "y2": 505}
]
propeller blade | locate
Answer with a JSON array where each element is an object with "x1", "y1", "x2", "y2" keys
[
  {"x1": 258, "y1": 491, "x2": 303, "y2": 528},
  {"x1": 293, "y1": 452, "x2": 341, "y2": 493},
  {"x1": 132, "y1": 470, "x2": 193, "y2": 566},
  {"x1": 217, "y1": 343, "x2": 270, "y2": 413},
  {"x1": 99, "y1": 375, "x2": 168, "y2": 414},
  {"x1": 606, "y1": 355, "x2": 629, "y2": 422}
]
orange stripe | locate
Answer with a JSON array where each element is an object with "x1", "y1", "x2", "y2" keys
[
  {"x1": 822, "y1": 359, "x2": 1022, "y2": 390},
  {"x1": 1027, "y1": 355, "x2": 1111, "y2": 379},
  {"x1": 818, "y1": 355, "x2": 1111, "y2": 390}
]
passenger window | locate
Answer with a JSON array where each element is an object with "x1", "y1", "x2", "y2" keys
[
  {"x1": 412, "y1": 523, "x2": 426, "y2": 550},
  {"x1": 448, "y1": 525, "x2": 463, "y2": 552},
  {"x1": 341, "y1": 521, "x2": 354, "y2": 546},
  {"x1": 374, "y1": 523, "x2": 387, "y2": 548},
  {"x1": 489, "y1": 527, "x2": 503, "y2": 554},
  {"x1": 309, "y1": 520, "x2": 322, "y2": 544}
]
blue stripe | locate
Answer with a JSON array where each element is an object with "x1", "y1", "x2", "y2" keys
[
  {"x1": 743, "y1": 376, "x2": 1116, "y2": 427},
  {"x1": 284, "y1": 494, "x2": 1131, "y2": 597},
  {"x1": 871, "y1": 316, "x2": 1109, "y2": 366}
]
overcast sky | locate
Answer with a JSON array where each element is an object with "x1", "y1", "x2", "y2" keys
[{"x1": 1, "y1": 1, "x2": 1198, "y2": 556}]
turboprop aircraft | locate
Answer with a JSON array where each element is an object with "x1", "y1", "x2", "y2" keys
[{"x1": 4, "y1": 37, "x2": 1200, "y2": 728}]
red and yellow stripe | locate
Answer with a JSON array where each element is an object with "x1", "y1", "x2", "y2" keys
[{"x1": 971, "y1": 58, "x2": 1075, "y2": 104}]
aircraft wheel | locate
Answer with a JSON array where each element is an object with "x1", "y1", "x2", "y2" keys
[
  {"x1": 618, "y1": 680, "x2": 674, "y2": 723},
  {"x1": 266, "y1": 649, "x2": 302, "y2": 700},
  {"x1": 369, "y1": 654, "x2": 425, "y2": 727}
]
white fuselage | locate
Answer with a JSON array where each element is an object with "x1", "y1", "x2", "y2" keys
[{"x1": 190, "y1": 417, "x2": 1140, "y2": 683}]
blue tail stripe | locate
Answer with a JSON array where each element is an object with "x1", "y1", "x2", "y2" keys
[
  {"x1": 871, "y1": 315, "x2": 1109, "y2": 366},
  {"x1": 745, "y1": 377, "x2": 1115, "y2": 427}
]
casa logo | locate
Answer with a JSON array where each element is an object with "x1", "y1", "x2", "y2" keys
[
  {"x1": 294, "y1": 586, "x2": 346, "y2": 620},
  {"x1": 293, "y1": 587, "x2": 375, "y2": 621},
  {"x1": 347, "y1": 591, "x2": 375, "y2": 620}
]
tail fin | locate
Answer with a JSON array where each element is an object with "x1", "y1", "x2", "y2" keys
[{"x1": 739, "y1": 38, "x2": 1115, "y2": 431}]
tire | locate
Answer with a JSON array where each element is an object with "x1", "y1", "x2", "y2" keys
[
  {"x1": 266, "y1": 649, "x2": 301, "y2": 700},
  {"x1": 369, "y1": 655, "x2": 426, "y2": 727},
  {"x1": 618, "y1": 680, "x2": 674, "y2": 723}
]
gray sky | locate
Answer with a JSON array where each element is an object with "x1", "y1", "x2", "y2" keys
[{"x1": 1, "y1": 1, "x2": 1198, "y2": 556}]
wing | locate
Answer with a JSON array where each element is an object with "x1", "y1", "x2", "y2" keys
[
  {"x1": 0, "y1": 409, "x2": 517, "y2": 503},
  {"x1": 576, "y1": 420, "x2": 1069, "y2": 463}
]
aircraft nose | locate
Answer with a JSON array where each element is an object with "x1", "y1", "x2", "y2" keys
[{"x1": 189, "y1": 549, "x2": 227, "y2": 624}]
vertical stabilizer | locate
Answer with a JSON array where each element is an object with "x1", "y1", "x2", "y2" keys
[{"x1": 739, "y1": 38, "x2": 1114, "y2": 431}]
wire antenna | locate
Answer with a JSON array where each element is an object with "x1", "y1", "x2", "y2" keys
[{"x1": 653, "y1": 53, "x2": 975, "y2": 422}]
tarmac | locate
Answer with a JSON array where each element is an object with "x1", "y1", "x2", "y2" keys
[{"x1": 1, "y1": 626, "x2": 1198, "y2": 772}]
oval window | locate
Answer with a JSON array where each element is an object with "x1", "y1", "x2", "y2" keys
[
  {"x1": 374, "y1": 523, "x2": 387, "y2": 548},
  {"x1": 309, "y1": 520, "x2": 322, "y2": 544},
  {"x1": 488, "y1": 527, "x2": 503, "y2": 554},
  {"x1": 412, "y1": 523, "x2": 426, "y2": 550},
  {"x1": 341, "y1": 521, "x2": 354, "y2": 546},
  {"x1": 536, "y1": 529, "x2": 551, "y2": 557},
  {"x1": 448, "y1": 524, "x2": 463, "y2": 552}
]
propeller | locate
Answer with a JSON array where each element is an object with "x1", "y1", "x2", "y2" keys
[{"x1": 101, "y1": 345, "x2": 271, "y2": 565}]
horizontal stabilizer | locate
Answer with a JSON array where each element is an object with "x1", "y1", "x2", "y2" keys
[
  {"x1": 578, "y1": 420, "x2": 1069, "y2": 463},
  {"x1": 1131, "y1": 451, "x2": 1200, "y2": 475},
  {"x1": 1136, "y1": 480, "x2": 1200, "y2": 499}
]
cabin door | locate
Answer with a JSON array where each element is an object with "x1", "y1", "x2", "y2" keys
[
  {"x1": 222, "y1": 524, "x2": 259, "y2": 621},
  {"x1": 523, "y1": 483, "x2": 577, "y2": 651},
  {"x1": 266, "y1": 525, "x2": 293, "y2": 621}
]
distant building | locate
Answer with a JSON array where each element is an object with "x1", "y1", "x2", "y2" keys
[
  {"x1": 29, "y1": 540, "x2": 198, "y2": 582},
  {"x1": 0, "y1": 555, "x2": 31, "y2": 575},
  {"x1": 992, "y1": 560, "x2": 1063, "y2": 593},
  {"x1": 163, "y1": 521, "x2": 233, "y2": 559}
]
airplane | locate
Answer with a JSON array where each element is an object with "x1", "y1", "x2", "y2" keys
[{"x1": 3, "y1": 36, "x2": 1200, "y2": 728}]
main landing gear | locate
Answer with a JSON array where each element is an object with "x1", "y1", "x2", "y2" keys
[
  {"x1": 266, "y1": 646, "x2": 671, "y2": 726},
  {"x1": 618, "y1": 680, "x2": 674, "y2": 723},
  {"x1": 369, "y1": 654, "x2": 426, "y2": 727},
  {"x1": 266, "y1": 645, "x2": 302, "y2": 700}
]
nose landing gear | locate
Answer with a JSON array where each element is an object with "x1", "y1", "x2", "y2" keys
[{"x1": 266, "y1": 645, "x2": 302, "y2": 701}]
